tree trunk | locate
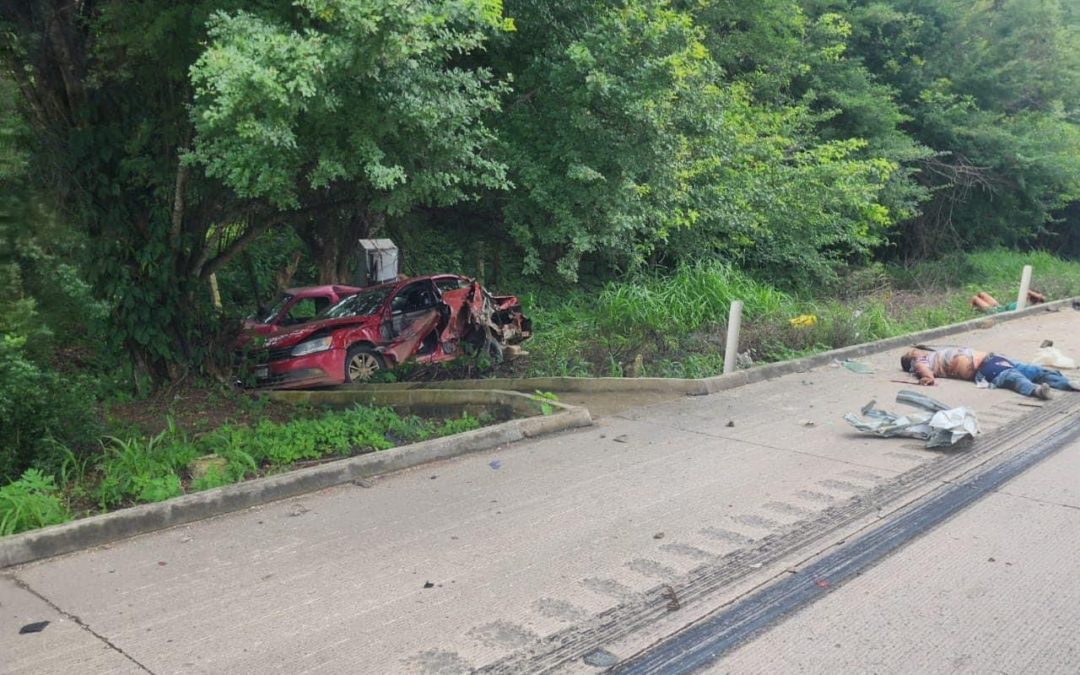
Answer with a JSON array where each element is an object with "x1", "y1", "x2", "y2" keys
[{"x1": 297, "y1": 207, "x2": 383, "y2": 284}]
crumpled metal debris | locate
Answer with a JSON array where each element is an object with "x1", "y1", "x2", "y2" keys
[{"x1": 844, "y1": 390, "x2": 979, "y2": 448}]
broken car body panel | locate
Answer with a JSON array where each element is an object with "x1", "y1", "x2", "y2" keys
[{"x1": 242, "y1": 275, "x2": 531, "y2": 389}]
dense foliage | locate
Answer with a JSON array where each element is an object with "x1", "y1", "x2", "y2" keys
[{"x1": 0, "y1": 1, "x2": 1078, "y2": 487}]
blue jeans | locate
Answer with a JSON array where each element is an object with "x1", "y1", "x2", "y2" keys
[{"x1": 991, "y1": 361, "x2": 1077, "y2": 397}]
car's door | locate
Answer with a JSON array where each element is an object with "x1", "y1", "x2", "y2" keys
[
  {"x1": 380, "y1": 280, "x2": 445, "y2": 363},
  {"x1": 385, "y1": 281, "x2": 440, "y2": 336}
]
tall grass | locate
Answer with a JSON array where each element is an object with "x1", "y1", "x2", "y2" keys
[
  {"x1": 594, "y1": 262, "x2": 791, "y2": 337},
  {"x1": 517, "y1": 249, "x2": 1080, "y2": 379}
]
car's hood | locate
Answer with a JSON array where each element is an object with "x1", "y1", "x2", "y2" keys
[{"x1": 263, "y1": 315, "x2": 380, "y2": 348}]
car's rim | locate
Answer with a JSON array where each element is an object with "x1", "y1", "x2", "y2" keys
[{"x1": 348, "y1": 352, "x2": 380, "y2": 381}]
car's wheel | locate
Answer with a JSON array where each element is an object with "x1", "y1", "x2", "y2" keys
[{"x1": 344, "y1": 346, "x2": 384, "y2": 383}]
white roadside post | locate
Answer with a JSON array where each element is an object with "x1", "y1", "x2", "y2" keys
[
  {"x1": 1015, "y1": 264, "x2": 1033, "y2": 311},
  {"x1": 724, "y1": 300, "x2": 744, "y2": 375}
]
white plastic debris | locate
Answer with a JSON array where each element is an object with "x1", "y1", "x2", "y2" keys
[
  {"x1": 1031, "y1": 346, "x2": 1077, "y2": 369},
  {"x1": 844, "y1": 390, "x2": 979, "y2": 449}
]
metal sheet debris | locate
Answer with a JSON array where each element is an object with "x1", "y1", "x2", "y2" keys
[{"x1": 844, "y1": 390, "x2": 978, "y2": 448}]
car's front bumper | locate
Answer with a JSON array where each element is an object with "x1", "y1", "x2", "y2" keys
[{"x1": 251, "y1": 348, "x2": 346, "y2": 390}]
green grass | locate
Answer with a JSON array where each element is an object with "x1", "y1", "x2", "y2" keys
[{"x1": 513, "y1": 249, "x2": 1080, "y2": 379}]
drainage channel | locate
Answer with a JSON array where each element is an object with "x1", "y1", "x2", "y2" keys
[
  {"x1": 476, "y1": 398, "x2": 1077, "y2": 674},
  {"x1": 611, "y1": 410, "x2": 1080, "y2": 674}
]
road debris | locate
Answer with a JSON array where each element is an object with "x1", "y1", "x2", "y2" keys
[
  {"x1": 583, "y1": 649, "x2": 619, "y2": 668},
  {"x1": 19, "y1": 621, "x2": 50, "y2": 634},
  {"x1": 844, "y1": 390, "x2": 978, "y2": 448},
  {"x1": 662, "y1": 584, "x2": 681, "y2": 611},
  {"x1": 838, "y1": 359, "x2": 875, "y2": 374},
  {"x1": 1032, "y1": 344, "x2": 1077, "y2": 369},
  {"x1": 488, "y1": 459, "x2": 502, "y2": 470}
]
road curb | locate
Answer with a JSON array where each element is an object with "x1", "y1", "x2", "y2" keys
[{"x1": 0, "y1": 395, "x2": 592, "y2": 569}]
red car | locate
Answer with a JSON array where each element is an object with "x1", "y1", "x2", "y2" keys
[
  {"x1": 244, "y1": 284, "x2": 362, "y2": 335},
  {"x1": 242, "y1": 275, "x2": 531, "y2": 389}
]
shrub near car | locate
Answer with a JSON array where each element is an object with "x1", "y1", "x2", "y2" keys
[{"x1": 244, "y1": 275, "x2": 531, "y2": 389}]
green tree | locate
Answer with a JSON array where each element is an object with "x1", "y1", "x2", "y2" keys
[
  {"x1": 0, "y1": 0, "x2": 511, "y2": 381},
  {"x1": 189, "y1": 0, "x2": 513, "y2": 282},
  {"x1": 833, "y1": 0, "x2": 1080, "y2": 257}
]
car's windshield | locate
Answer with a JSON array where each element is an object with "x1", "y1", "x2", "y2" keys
[
  {"x1": 323, "y1": 287, "x2": 390, "y2": 318},
  {"x1": 255, "y1": 293, "x2": 294, "y2": 324}
]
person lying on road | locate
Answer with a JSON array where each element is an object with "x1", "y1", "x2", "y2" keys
[{"x1": 900, "y1": 346, "x2": 1078, "y2": 400}]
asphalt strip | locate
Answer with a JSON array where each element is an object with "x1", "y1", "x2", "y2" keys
[{"x1": 611, "y1": 411, "x2": 1080, "y2": 674}]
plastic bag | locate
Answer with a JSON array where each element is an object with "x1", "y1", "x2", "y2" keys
[{"x1": 1031, "y1": 346, "x2": 1077, "y2": 369}]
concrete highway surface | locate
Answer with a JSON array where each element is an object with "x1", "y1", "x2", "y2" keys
[{"x1": 4, "y1": 309, "x2": 1080, "y2": 674}]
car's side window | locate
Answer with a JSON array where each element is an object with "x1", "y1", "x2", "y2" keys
[
  {"x1": 435, "y1": 277, "x2": 470, "y2": 292},
  {"x1": 391, "y1": 283, "x2": 437, "y2": 313},
  {"x1": 286, "y1": 298, "x2": 317, "y2": 323}
]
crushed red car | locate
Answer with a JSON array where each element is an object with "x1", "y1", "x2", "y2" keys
[{"x1": 240, "y1": 275, "x2": 531, "y2": 389}]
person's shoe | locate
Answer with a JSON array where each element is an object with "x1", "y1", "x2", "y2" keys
[{"x1": 1034, "y1": 383, "x2": 1052, "y2": 400}]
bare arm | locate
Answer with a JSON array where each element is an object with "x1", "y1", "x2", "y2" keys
[{"x1": 912, "y1": 361, "x2": 935, "y2": 386}]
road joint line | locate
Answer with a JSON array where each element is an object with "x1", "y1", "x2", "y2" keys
[{"x1": 5, "y1": 573, "x2": 157, "y2": 674}]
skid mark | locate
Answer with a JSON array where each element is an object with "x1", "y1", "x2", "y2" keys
[
  {"x1": 626, "y1": 559, "x2": 680, "y2": 580},
  {"x1": 816, "y1": 479, "x2": 867, "y2": 492},
  {"x1": 404, "y1": 649, "x2": 474, "y2": 675},
  {"x1": 884, "y1": 451, "x2": 929, "y2": 462},
  {"x1": 532, "y1": 598, "x2": 590, "y2": 623},
  {"x1": 761, "y1": 502, "x2": 812, "y2": 518},
  {"x1": 839, "y1": 469, "x2": 884, "y2": 482},
  {"x1": 581, "y1": 577, "x2": 637, "y2": 601},
  {"x1": 794, "y1": 490, "x2": 839, "y2": 503},
  {"x1": 730, "y1": 514, "x2": 784, "y2": 530},
  {"x1": 659, "y1": 543, "x2": 717, "y2": 561},
  {"x1": 699, "y1": 527, "x2": 756, "y2": 546},
  {"x1": 468, "y1": 621, "x2": 539, "y2": 650}
]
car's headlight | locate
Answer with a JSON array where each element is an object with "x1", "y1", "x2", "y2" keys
[{"x1": 291, "y1": 336, "x2": 333, "y2": 356}]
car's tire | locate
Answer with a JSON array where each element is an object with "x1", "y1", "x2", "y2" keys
[{"x1": 344, "y1": 345, "x2": 385, "y2": 383}]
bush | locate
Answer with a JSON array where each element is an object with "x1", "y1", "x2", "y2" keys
[
  {"x1": 0, "y1": 469, "x2": 71, "y2": 536},
  {"x1": 94, "y1": 424, "x2": 198, "y2": 508},
  {"x1": 0, "y1": 335, "x2": 100, "y2": 482}
]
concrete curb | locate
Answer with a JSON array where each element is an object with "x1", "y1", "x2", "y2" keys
[
  {"x1": 0, "y1": 394, "x2": 591, "y2": 569},
  {"x1": 331, "y1": 298, "x2": 1077, "y2": 397}
]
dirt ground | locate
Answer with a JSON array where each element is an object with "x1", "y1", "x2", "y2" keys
[{"x1": 105, "y1": 381, "x2": 305, "y2": 437}]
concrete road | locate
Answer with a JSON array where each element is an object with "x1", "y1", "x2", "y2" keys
[
  {"x1": 708, "y1": 435, "x2": 1080, "y2": 674},
  {"x1": 3, "y1": 308, "x2": 1080, "y2": 674}
]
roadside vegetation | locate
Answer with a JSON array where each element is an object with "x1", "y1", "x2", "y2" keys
[
  {"x1": 1, "y1": 404, "x2": 485, "y2": 536},
  {"x1": 513, "y1": 250, "x2": 1080, "y2": 379}
]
